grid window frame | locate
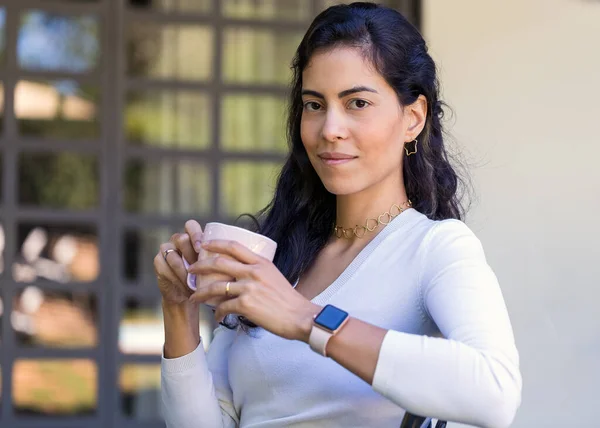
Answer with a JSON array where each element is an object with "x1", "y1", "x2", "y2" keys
[{"x1": 0, "y1": 1, "x2": 421, "y2": 427}]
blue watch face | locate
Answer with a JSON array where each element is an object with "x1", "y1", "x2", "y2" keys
[{"x1": 314, "y1": 305, "x2": 348, "y2": 331}]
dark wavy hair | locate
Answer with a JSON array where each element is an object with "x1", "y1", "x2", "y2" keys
[{"x1": 223, "y1": 2, "x2": 469, "y2": 331}]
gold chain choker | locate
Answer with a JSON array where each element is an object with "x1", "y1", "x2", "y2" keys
[{"x1": 334, "y1": 200, "x2": 412, "y2": 239}]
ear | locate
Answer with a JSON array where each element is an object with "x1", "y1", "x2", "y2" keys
[{"x1": 404, "y1": 95, "x2": 427, "y2": 141}]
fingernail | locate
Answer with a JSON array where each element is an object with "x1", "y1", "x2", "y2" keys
[{"x1": 194, "y1": 241, "x2": 202, "y2": 252}]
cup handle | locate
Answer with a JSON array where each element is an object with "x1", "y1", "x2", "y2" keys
[{"x1": 182, "y1": 257, "x2": 197, "y2": 291}]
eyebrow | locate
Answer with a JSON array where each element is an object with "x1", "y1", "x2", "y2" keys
[{"x1": 301, "y1": 86, "x2": 379, "y2": 99}]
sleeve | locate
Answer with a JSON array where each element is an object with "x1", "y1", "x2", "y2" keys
[
  {"x1": 161, "y1": 325, "x2": 239, "y2": 428},
  {"x1": 371, "y1": 220, "x2": 522, "y2": 428}
]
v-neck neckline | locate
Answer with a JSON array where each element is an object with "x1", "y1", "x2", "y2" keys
[{"x1": 292, "y1": 208, "x2": 421, "y2": 305}]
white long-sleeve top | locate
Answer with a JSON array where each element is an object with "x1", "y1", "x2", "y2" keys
[{"x1": 161, "y1": 208, "x2": 522, "y2": 428}]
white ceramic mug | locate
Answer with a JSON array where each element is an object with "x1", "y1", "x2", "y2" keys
[{"x1": 185, "y1": 222, "x2": 277, "y2": 307}]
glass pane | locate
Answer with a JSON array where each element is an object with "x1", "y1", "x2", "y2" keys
[
  {"x1": 16, "y1": 80, "x2": 100, "y2": 139},
  {"x1": 221, "y1": 161, "x2": 281, "y2": 217},
  {"x1": 125, "y1": 90, "x2": 211, "y2": 149},
  {"x1": 222, "y1": 0, "x2": 310, "y2": 22},
  {"x1": 124, "y1": 159, "x2": 211, "y2": 215},
  {"x1": 13, "y1": 223, "x2": 98, "y2": 283},
  {"x1": 18, "y1": 11, "x2": 99, "y2": 73},
  {"x1": 127, "y1": 23, "x2": 213, "y2": 81},
  {"x1": 119, "y1": 296, "x2": 213, "y2": 352},
  {"x1": 221, "y1": 94, "x2": 287, "y2": 153},
  {"x1": 13, "y1": 288, "x2": 97, "y2": 348},
  {"x1": 120, "y1": 296, "x2": 164, "y2": 355},
  {"x1": 19, "y1": 152, "x2": 99, "y2": 210},
  {"x1": 123, "y1": 227, "x2": 172, "y2": 284},
  {"x1": 13, "y1": 359, "x2": 97, "y2": 416},
  {"x1": 0, "y1": 8, "x2": 6, "y2": 66},
  {"x1": 120, "y1": 364, "x2": 162, "y2": 420},
  {"x1": 223, "y1": 28, "x2": 302, "y2": 85},
  {"x1": 128, "y1": 0, "x2": 211, "y2": 13},
  {"x1": 322, "y1": 0, "x2": 345, "y2": 7}
]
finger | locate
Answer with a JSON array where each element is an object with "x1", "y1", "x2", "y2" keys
[
  {"x1": 189, "y1": 279, "x2": 247, "y2": 304},
  {"x1": 185, "y1": 220, "x2": 204, "y2": 253},
  {"x1": 214, "y1": 298, "x2": 244, "y2": 324},
  {"x1": 187, "y1": 254, "x2": 250, "y2": 278},
  {"x1": 201, "y1": 239, "x2": 263, "y2": 265},
  {"x1": 154, "y1": 251, "x2": 189, "y2": 292},
  {"x1": 158, "y1": 243, "x2": 189, "y2": 289},
  {"x1": 159, "y1": 242, "x2": 180, "y2": 263},
  {"x1": 171, "y1": 232, "x2": 196, "y2": 267}
]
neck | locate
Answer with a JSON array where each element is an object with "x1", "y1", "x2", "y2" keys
[{"x1": 334, "y1": 176, "x2": 409, "y2": 244}]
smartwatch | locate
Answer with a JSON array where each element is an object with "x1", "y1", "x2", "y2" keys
[{"x1": 308, "y1": 304, "x2": 350, "y2": 357}]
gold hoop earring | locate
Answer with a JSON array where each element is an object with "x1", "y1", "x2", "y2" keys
[{"x1": 404, "y1": 139, "x2": 418, "y2": 156}]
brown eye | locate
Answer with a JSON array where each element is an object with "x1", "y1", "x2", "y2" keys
[
  {"x1": 349, "y1": 99, "x2": 369, "y2": 110},
  {"x1": 303, "y1": 101, "x2": 322, "y2": 111}
]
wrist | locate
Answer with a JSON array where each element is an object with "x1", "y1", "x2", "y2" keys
[
  {"x1": 162, "y1": 299, "x2": 201, "y2": 359},
  {"x1": 298, "y1": 303, "x2": 322, "y2": 343},
  {"x1": 162, "y1": 298, "x2": 199, "y2": 317}
]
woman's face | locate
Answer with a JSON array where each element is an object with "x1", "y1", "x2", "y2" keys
[{"x1": 300, "y1": 47, "x2": 419, "y2": 196}]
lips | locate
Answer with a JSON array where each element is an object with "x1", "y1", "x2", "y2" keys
[
  {"x1": 317, "y1": 152, "x2": 357, "y2": 160},
  {"x1": 318, "y1": 156, "x2": 357, "y2": 166}
]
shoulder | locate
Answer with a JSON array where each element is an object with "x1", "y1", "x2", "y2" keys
[
  {"x1": 396, "y1": 210, "x2": 482, "y2": 255},
  {"x1": 418, "y1": 217, "x2": 490, "y2": 284},
  {"x1": 425, "y1": 218, "x2": 483, "y2": 254}
]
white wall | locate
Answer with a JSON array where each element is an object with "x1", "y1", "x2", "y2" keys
[{"x1": 422, "y1": 0, "x2": 600, "y2": 426}]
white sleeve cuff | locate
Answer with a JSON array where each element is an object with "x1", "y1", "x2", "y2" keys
[{"x1": 161, "y1": 339, "x2": 205, "y2": 374}]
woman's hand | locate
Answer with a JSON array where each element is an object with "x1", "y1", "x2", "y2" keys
[
  {"x1": 187, "y1": 239, "x2": 322, "y2": 343},
  {"x1": 154, "y1": 220, "x2": 204, "y2": 305}
]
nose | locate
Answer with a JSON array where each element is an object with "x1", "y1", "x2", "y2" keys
[{"x1": 321, "y1": 107, "x2": 349, "y2": 142}]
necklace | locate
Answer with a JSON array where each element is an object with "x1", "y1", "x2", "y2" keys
[{"x1": 333, "y1": 200, "x2": 412, "y2": 239}]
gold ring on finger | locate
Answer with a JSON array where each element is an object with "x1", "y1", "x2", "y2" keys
[
  {"x1": 163, "y1": 248, "x2": 179, "y2": 262},
  {"x1": 225, "y1": 281, "x2": 231, "y2": 298}
]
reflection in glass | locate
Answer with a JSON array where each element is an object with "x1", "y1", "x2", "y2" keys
[
  {"x1": 16, "y1": 80, "x2": 100, "y2": 139},
  {"x1": 128, "y1": 0, "x2": 211, "y2": 14},
  {"x1": 322, "y1": 0, "x2": 345, "y2": 7},
  {"x1": 19, "y1": 152, "x2": 99, "y2": 210},
  {"x1": 0, "y1": 8, "x2": 6, "y2": 65},
  {"x1": 124, "y1": 159, "x2": 211, "y2": 215},
  {"x1": 221, "y1": 94, "x2": 287, "y2": 153},
  {"x1": 18, "y1": 11, "x2": 99, "y2": 73},
  {"x1": 123, "y1": 227, "x2": 173, "y2": 284},
  {"x1": 13, "y1": 359, "x2": 97, "y2": 416},
  {"x1": 119, "y1": 296, "x2": 163, "y2": 355},
  {"x1": 120, "y1": 364, "x2": 162, "y2": 420},
  {"x1": 221, "y1": 162, "x2": 281, "y2": 217},
  {"x1": 127, "y1": 23, "x2": 213, "y2": 81},
  {"x1": 125, "y1": 90, "x2": 211, "y2": 149},
  {"x1": 222, "y1": 0, "x2": 310, "y2": 22},
  {"x1": 13, "y1": 288, "x2": 97, "y2": 348},
  {"x1": 223, "y1": 28, "x2": 302, "y2": 85},
  {"x1": 13, "y1": 223, "x2": 98, "y2": 283},
  {"x1": 118, "y1": 296, "x2": 214, "y2": 352}
]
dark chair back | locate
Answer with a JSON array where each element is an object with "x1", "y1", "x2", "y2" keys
[{"x1": 400, "y1": 412, "x2": 447, "y2": 428}]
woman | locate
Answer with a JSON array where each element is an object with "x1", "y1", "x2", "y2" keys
[{"x1": 155, "y1": 3, "x2": 522, "y2": 427}]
